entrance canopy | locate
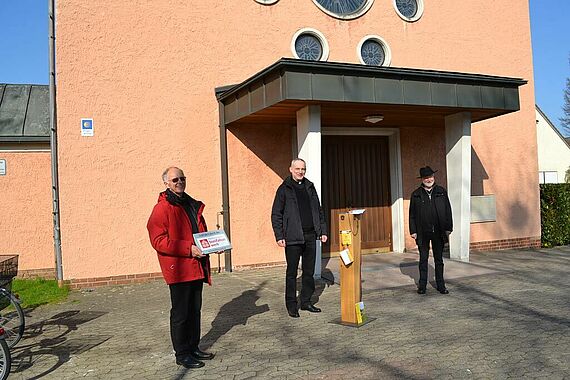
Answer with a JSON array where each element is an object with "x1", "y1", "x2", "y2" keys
[{"x1": 216, "y1": 58, "x2": 526, "y2": 128}]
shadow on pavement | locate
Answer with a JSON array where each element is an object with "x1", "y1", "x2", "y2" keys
[
  {"x1": 172, "y1": 282, "x2": 270, "y2": 380},
  {"x1": 11, "y1": 310, "x2": 110, "y2": 380},
  {"x1": 399, "y1": 258, "x2": 436, "y2": 289},
  {"x1": 200, "y1": 281, "x2": 270, "y2": 350}
]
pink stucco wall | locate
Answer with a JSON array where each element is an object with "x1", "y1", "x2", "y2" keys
[
  {"x1": 0, "y1": 151, "x2": 54, "y2": 272},
  {"x1": 54, "y1": 0, "x2": 538, "y2": 280},
  {"x1": 227, "y1": 124, "x2": 292, "y2": 267}
]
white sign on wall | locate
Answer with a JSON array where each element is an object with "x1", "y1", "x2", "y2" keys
[
  {"x1": 81, "y1": 118, "x2": 94, "y2": 136},
  {"x1": 0, "y1": 159, "x2": 5, "y2": 176},
  {"x1": 471, "y1": 195, "x2": 497, "y2": 223}
]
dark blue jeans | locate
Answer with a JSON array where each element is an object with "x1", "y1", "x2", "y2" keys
[{"x1": 285, "y1": 233, "x2": 316, "y2": 311}]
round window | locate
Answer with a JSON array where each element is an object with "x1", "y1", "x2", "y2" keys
[
  {"x1": 357, "y1": 35, "x2": 391, "y2": 66},
  {"x1": 254, "y1": 0, "x2": 279, "y2": 4},
  {"x1": 393, "y1": 0, "x2": 424, "y2": 22},
  {"x1": 291, "y1": 28, "x2": 329, "y2": 61},
  {"x1": 312, "y1": 0, "x2": 374, "y2": 20}
]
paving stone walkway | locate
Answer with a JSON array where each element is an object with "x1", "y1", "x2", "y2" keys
[{"x1": 7, "y1": 246, "x2": 570, "y2": 379}]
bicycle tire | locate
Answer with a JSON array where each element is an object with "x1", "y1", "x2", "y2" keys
[
  {"x1": 0, "y1": 289, "x2": 25, "y2": 348},
  {"x1": 0, "y1": 338, "x2": 10, "y2": 380}
]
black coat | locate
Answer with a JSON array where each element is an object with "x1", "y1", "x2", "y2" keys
[
  {"x1": 271, "y1": 176, "x2": 327, "y2": 245},
  {"x1": 409, "y1": 184, "x2": 453, "y2": 245}
]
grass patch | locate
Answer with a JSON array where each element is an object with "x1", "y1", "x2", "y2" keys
[{"x1": 10, "y1": 278, "x2": 70, "y2": 309}]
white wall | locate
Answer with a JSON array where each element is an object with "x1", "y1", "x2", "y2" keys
[{"x1": 536, "y1": 106, "x2": 570, "y2": 183}]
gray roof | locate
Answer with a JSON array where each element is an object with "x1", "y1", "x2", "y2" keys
[
  {"x1": 216, "y1": 58, "x2": 526, "y2": 126},
  {"x1": 0, "y1": 84, "x2": 50, "y2": 143}
]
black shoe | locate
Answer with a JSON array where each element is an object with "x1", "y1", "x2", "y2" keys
[
  {"x1": 190, "y1": 349, "x2": 215, "y2": 360},
  {"x1": 417, "y1": 288, "x2": 426, "y2": 294},
  {"x1": 176, "y1": 356, "x2": 205, "y2": 369},
  {"x1": 300, "y1": 304, "x2": 321, "y2": 313},
  {"x1": 288, "y1": 309, "x2": 300, "y2": 318},
  {"x1": 438, "y1": 288, "x2": 449, "y2": 294}
]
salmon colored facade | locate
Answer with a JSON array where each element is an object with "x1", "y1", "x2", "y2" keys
[
  {"x1": 0, "y1": 149, "x2": 54, "y2": 275},
  {"x1": 43, "y1": 0, "x2": 540, "y2": 283}
]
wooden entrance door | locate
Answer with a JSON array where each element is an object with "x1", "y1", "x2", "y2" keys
[{"x1": 322, "y1": 135, "x2": 392, "y2": 256}]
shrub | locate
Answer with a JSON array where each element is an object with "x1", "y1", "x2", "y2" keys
[{"x1": 540, "y1": 183, "x2": 570, "y2": 247}]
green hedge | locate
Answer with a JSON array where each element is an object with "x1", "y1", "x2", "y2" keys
[{"x1": 540, "y1": 183, "x2": 570, "y2": 247}]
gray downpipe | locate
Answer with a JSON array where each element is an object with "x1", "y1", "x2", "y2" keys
[
  {"x1": 49, "y1": 0, "x2": 64, "y2": 285},
  {"x1": 218, "y1": 101, "x2": 232, "y2": 272}
]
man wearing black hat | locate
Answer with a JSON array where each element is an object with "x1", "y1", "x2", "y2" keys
[{"x1": 409, "y1": 166, "x2": 453, "y2": 295}]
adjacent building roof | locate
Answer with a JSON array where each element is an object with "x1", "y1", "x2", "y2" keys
[
  {"x1": 536, "y1": 105, "x2": 570, "y2": 150},
  {"x1": 0, "y1": 84, "x2": 50, "y2": 143},
  {"x1": 216, "y1": 58, "x2": 527, "y2": 128}
]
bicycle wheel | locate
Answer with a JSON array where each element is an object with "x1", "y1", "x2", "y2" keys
[
  {"x1": 0, "y1": 289, "x2": 25, "y2": 348},
  {"x1": 0, "y1": 338, "x2": 10, "y2": 380}
]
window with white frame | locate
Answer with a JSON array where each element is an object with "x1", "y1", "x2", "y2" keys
[
  {"x1": 393, "y1": 0, "x2": 424, "y2": 22},
  {"x1": 357, "y1": 35, "x2": 391, "y2": 66},
  {"x1": 539, "y1": 171, "x2": 558, "y2": 184},
  {"x1": 312, "y1": 0, "x2": 374, "y2": 20},
  {"x1": 291, "y1": 28, "x2": 329, "y2": 61}
]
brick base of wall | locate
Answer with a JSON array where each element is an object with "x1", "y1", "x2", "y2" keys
[
  {"x1": 470, "y1": 236, "x2": 541, "y2": 251},
  {"x1": 67, "y1": 272, "x2": 164, "y2": 289},
  {"x1": 15, "y1": 236, "x2": 542, "y2": 289},
  {"x1": 232, "y1": 260, "x2": 285, "y2": 271},
  {"x1": 17, "y1": 268, "x2": 56, "y2": 279}
]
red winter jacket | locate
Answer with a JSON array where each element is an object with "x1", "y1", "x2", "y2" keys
[{"x1": 147, "y1": 191, "x2": 211, "y2": 285}]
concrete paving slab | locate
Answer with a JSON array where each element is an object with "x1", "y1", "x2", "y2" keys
[
  {"x1": 322, "y1": 252, "x2": 504, "y2": 291},
  {"x1": 6, "y1": 246, "x2": 570, "y2": 379}
]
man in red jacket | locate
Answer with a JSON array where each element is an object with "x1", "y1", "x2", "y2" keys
[{"x1": 147, "y1": 166, "x2": 214, "y2": 369}]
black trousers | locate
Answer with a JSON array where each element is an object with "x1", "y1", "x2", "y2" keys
[
  {"x1": 169, "y1": 280, "x2": 203, "y2": 359},
  {"x1": 285, "y1": 233, "x2": 316, "y2": 310},
  {"x1": 418, "y1": 231, "x2": 446, "y2": 290}
]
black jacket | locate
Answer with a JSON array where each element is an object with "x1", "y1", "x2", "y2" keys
[
  {"x1": 409, "y1": 184, "x2": 453, "y2": 245},
  {"x1": 271, "y1": 176, "x2": 327, "y2": 245}
]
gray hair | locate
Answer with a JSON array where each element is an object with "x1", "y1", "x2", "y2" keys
[
  {"x1": 162, "y1": 166, "x2": 183, "y2": 182},
  {"x1": 290, "y1": 158, "x2": 306, "y2": 167}
]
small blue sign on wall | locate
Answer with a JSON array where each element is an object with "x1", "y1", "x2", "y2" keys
[
  {"x1": 81, "y1": 118, "x2": 94, "y2": 136},
  {"x1": 0, "y1": 159, "x2": 5, "y2": 176}
]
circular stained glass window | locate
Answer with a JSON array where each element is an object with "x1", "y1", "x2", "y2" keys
[
  {"x1": 357, "y1": 35, "x2": 391, "y2": 66},
  {"x1": 360, "y1": 40, "x2": 385, "y2": 66},
  {"x1": 312, "y1": 0, "x2": 374, "y2": 20},
  {"x1": 295, "y1": 34, "x2": 322, "y2": 61},
  {"x1": 393, "y1": 0, "x2": 424, "y2": 22},
  {"x1": 291, "y1": 28, "x2": 329, "y2": 61}
]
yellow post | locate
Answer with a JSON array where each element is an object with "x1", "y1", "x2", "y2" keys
[{"x1": 338, "y1": 212, "x2": 362, "y2": 325}]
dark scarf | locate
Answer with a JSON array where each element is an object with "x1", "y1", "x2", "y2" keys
[{"x1": 165, "y1": 188, "x2": 200, "y2": 233}]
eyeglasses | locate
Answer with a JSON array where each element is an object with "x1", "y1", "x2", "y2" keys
[{"x1": 170, "y1": 177, "x2": 186, "y2": 183}]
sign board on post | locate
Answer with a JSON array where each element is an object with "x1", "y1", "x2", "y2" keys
[
  {"x1": 81, "y1": 118, "x2": 94, "y2": 136},
  {"x1": 0, "y1": 159, "x2": 5, "y2": 175}
]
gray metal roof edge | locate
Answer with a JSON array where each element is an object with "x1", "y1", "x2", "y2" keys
[
  {"x1": 0, "y1": 83, "x2": 48, "y2": 87},
  {"x1": 0, "y1": 136, "x2": 50, "y2": 143},
  {"x1": 215, "y1": 84, "x2": 239, "y2": 97},
  {"x1": 216, "y1": 58, "x2": 527, "y2": 102}
]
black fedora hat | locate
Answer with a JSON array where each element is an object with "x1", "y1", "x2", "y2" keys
[{"x1": 418, "y1": 166, "x2": 437, "y2": 178}]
